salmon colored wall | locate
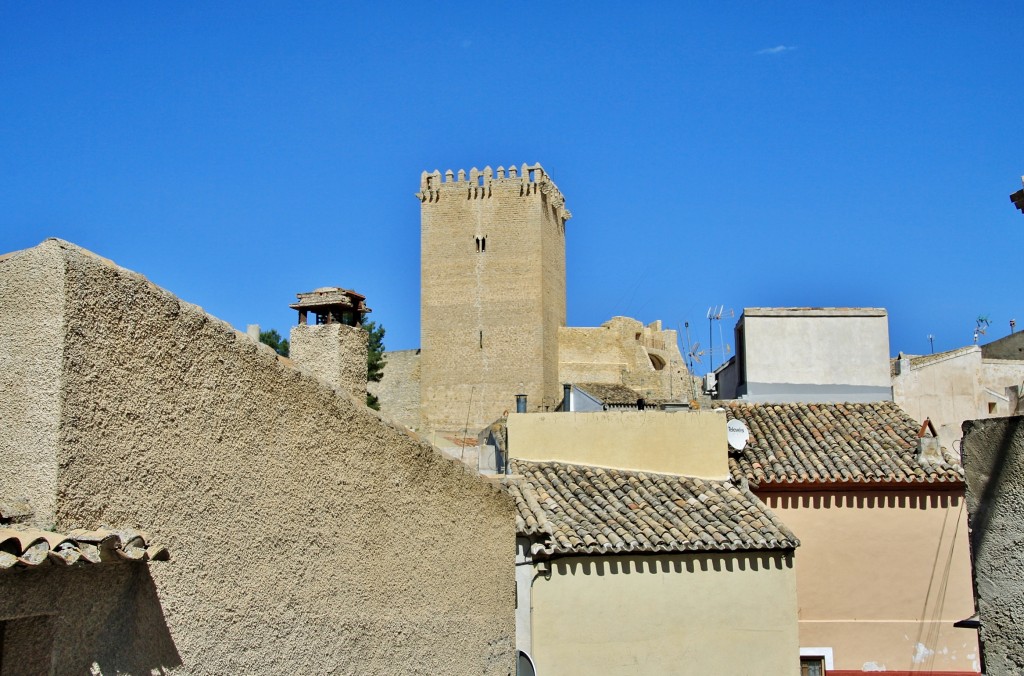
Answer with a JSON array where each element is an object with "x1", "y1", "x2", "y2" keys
[{"x1": 761, "y1": 489, "x2": 980, "y2": 674}]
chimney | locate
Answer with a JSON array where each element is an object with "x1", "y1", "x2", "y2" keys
[
  {"x1": 894, "y1": 352, "x2": 912, "y2": 376},
  {"x1": 288, "y1": 287, "x2": 371, "y2": 400},
  {"x1": 917, "y1": 418, "x2": 943, "y2": 463}
]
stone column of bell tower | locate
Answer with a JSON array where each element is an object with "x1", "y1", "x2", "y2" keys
[{"x1": 418, "y1": 164, "x2": 571, "y2": 433}]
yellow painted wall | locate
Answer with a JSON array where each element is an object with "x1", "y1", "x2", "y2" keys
[
  {"x1": 531, "y1": 552, "x2": 800, "y2": 675},
  {"x1": 507, "y1": 410, "x2": 729, "y2": 478},
  {"x1": 760, "y1": 490, "x2": 980, "y2": 673}
]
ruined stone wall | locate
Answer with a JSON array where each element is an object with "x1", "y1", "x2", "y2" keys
[
  {"x1": 419, "y1": 164, "x2": 569, "y2": 431},
  {"x1": 367, "y1": 349, "x2": 422, "y2": 429},
  {"x1": 558, "y1": 317, "x2": 691, "y2": 403},
  {"x1": 0, "y1": 240, "x2": 516, "y2": 675},
  {"x1": 289, "y1": 322, "x2": 368, "y2": 400},
  {"x1": 962, "y1": 415, "x2": 1024, "y2": 674}
]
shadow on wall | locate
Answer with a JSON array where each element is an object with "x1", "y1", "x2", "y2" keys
[
  {"x1": 762, "y1": 491, "x2": 960, "y2": 511},
  {"x1": 552, "y1": 552, "x2": 793, "y2": 578},
  {"x1": 0, "y1": 565, "x2": 180, "y2": 675},
  {"x1": 966, "y1": 416, "x2": 1024, "y2": 558}
]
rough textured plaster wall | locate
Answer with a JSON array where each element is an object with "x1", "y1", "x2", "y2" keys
[
  {"x1": 289, "y1": 322, "x2": 369, "y2": 400},
  {"x1": 367, "y1": 349, "x2": 421, "y2": 429},
  {"x1": 16, "y1": 240, "x2": 515, "y2": 675},
  {"x1": 0, "y1": 565, "x2": 181, "y2": 674},
  {"x1": 962, "y1": 415, "x2": 1024, "y2": 675},
  {"x1": 0, "y1": 243, "x2": 65, "y2": 528}
]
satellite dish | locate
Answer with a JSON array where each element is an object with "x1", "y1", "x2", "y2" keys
[{"x1": 727, "y1": 419, "x2": 750, "y2": 451}]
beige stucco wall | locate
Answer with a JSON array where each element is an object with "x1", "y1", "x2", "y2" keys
[
  {"x1": 530, "y1": 552, "x2": 799, "y2": 675},
  {"x1": 980, "y1": 359, "x2": 1024, "y2": 411},
  {"x1": 506, "y1": 410, "x2": 729, "y2": 478},
  {"x1": 893, "y1": 349, "x2": 984, "y2": 449},
  {"x1": 558, "y1": 317, "x2": 692, "y2": 403},
  {"x1": 289, "y1": 321, "x2": 368, "y2": 400},
  {"x1": 368, "y1": 348, "x2": 422, "y2": 429},
  {"x1": 892, "y1": 349, "x2": 1024, "y2": 452},
  {"x1": 759, "y1": 489, "x2": 979, "y2": 673},
  {"x1": 740, "y1": 308, "x2": 891, "y2": 399},
  {"x1": 419, "y1": 165, "x2": 568, "y2": 433},
  {"x1": 0, "y1": 239, "x2": 515, "y2": 675}
]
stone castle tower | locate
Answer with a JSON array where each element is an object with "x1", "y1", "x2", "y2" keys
[{"x1": 418, "y1": 164, "x2": 571, "y2": 432}]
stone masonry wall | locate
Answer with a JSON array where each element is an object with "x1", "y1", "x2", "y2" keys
[
  {"x1": 367, "y1": 349, "x2": 422, "y2": 429},
  {"x1": 558, "y1": 317, "x2": 691, "y2": 403},
  {"x1": 0, "y1": 240, "x2": 516, "y2": 675},
  {"x1": 962, "y1": 415, "x2": 1024, "y2": 674},
  {"x1": 419, "y1": 164, "x2": 569, "y2": 432}
]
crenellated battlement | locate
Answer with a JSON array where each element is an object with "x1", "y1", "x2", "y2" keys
[{"x1": 416, "y1": 163, "x2": 571, "y2": 223}]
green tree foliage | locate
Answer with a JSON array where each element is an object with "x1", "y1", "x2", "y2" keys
[
  {"x1": 259, "y1": 328, "x2": 290, "y2": 357},
  {"x1": 363, "y1": 319, "x2": 386, "y2": 410}
]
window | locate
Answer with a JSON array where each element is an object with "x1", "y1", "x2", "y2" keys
[
  {"x1": 989, "y1": 402, "x2": 998, "y2": 414},
  {"x1": 800, "y1": 657, "x2": 825, "y2": 676},
  {"x1": 799, "y1": 647, "x2": 833, "y2": 676}
]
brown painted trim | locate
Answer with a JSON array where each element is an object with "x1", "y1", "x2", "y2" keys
[
  {"x1": 751, "y1": 479, "x2": 964, "y2": 492},
  {"x1": 828, "y1": 672, "x2": 977, "y2": 676}
]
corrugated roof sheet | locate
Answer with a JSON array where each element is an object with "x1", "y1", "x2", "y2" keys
[
  {"x1": 721, "y1": 401, "x2": 964, "y2": 488},
  {"x1": 507, "y1": 459, "x2": 799, "y2": 558},
  {"x1": 0, "y1": 525, "x2": 169, "y2": 571}
]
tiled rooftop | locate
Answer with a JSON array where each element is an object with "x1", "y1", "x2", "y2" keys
[
  {"x1": 0, "y1": 525, "x2": 169, "y2": 571},
  {"x1": 507, "y1": 459, "x2": 799, "y2": 558},
  {"x1": 721, "y1": 401, "x2": 964, "y2": 488}
]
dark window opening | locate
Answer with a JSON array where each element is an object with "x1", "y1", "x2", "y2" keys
[
  {"x1": 475, "y1": 237, "x2": 480, "y2": 252},
  {"x1": 479, "y1": 330, "x2": 483, "y2": 349},
  {"x1": 800, "y1": 657, "x2": 825, "y2": 676},
  {"x1": 481, "y1": 237, "x2": 486, "y2": 252}
]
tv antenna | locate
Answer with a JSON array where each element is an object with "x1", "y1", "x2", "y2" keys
[
  {"x1": 974, "y1": 315, "x2": 991, "y2": 344},
  {"x1": 681, "y1": 321, "x2": 705, "y2": 372},
  {"x1": 706, "y1": 306, "x2": 734, "y2": 372}
]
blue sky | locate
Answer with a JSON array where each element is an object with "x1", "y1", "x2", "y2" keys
[{"x1": 2, "y1": 3, "x2": 1021, "y2": 372}]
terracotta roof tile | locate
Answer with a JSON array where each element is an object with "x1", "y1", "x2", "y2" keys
[
  {"x1": 0, "y1": 525, "x2": 169, "y2": 572},
  {"x1": 507, "y1": 459, "x2": 799, "y2": 558},
  {"x1": 721, "y1": 401, "x2": 964, "y2": 488}
]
